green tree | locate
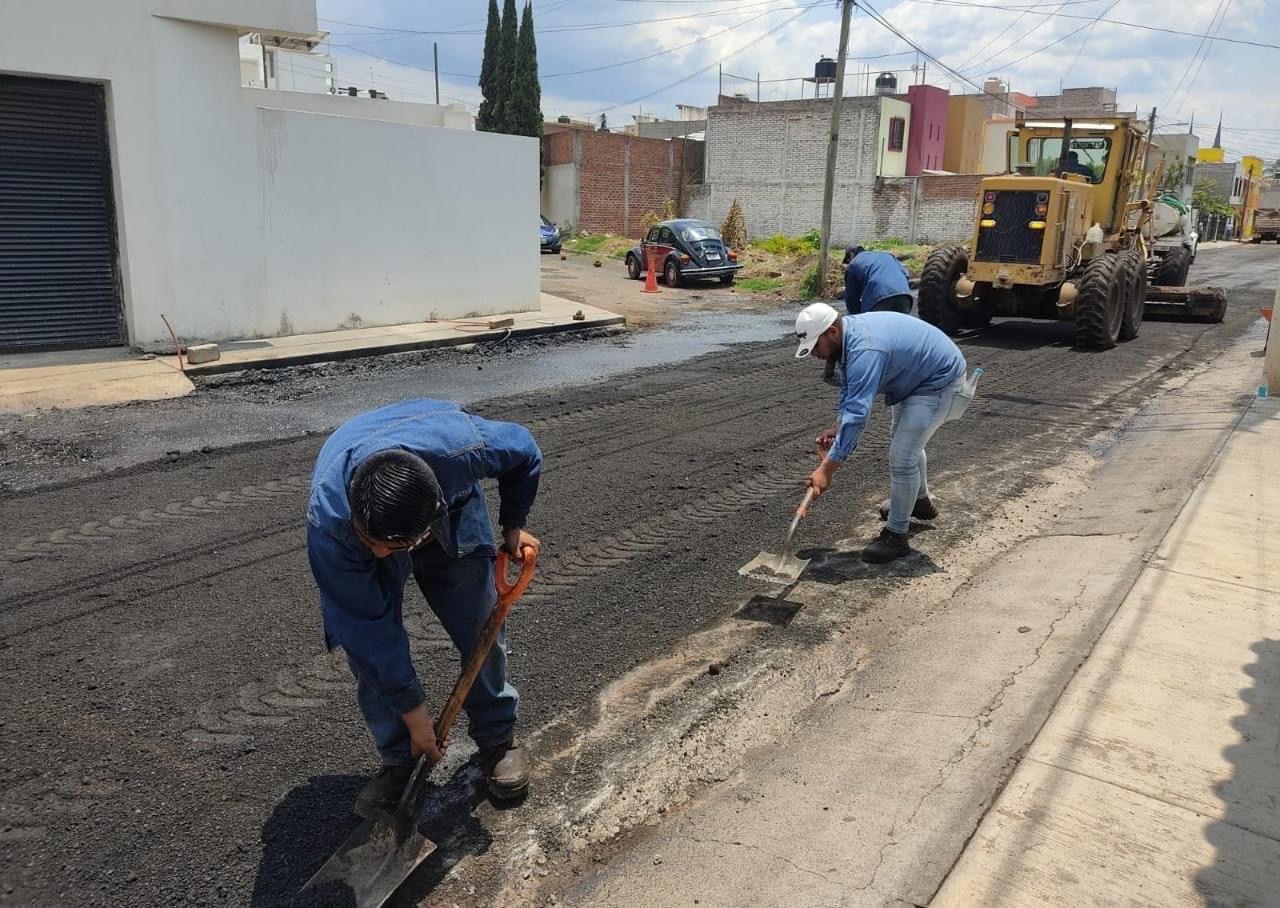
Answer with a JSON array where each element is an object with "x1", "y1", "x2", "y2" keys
[
  {"x1": 476, "y1": 0, "x2": 502, "y2": 132},
  {"x1": 509, "y1": 1, "x2": 543, "y2": 138},
  {"x1": 1193, "y1": 177, "x2": 1234, "y2": 216},
  {"x1": 495, "y1": 0, "x2": 519, "y2": 132}
]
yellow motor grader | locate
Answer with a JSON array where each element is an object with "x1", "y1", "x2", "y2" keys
[{"x1": 918, "y1": 115, "x2": 1225, "y2": 349}]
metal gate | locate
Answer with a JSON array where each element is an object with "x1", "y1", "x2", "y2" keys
[{"x1": 0, "y1": 74, "x2": 123, "y2": 351}]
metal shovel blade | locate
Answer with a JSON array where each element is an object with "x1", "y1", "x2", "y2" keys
[
  {"x1": 738, "y1": 549, "x2": 811, "y2": 584},
  {"x1": 297, "y1": 814, "x2": 437, "y2": 907}
]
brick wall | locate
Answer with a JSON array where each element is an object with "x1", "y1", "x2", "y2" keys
[
  {"x1": 543, "y1": 130, "x2": 575, "y2": 166},
  {"x1": 685, "y1": 96, "x2": 976, "y2": 245}
]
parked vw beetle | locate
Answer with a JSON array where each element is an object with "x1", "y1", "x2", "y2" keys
[
  {"x1": 626, "y1": 219, "x2": 741, "y2": 287},
  {"x1": 540, "y1": 215, "x2": 562, "y2": 254}
]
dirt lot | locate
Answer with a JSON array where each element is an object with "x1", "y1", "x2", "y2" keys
[{"x1": 0, "y1": 245, "x2": 1273, "y2": 905}]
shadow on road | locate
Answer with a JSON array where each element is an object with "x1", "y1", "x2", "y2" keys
[
  {"x1": 253, "y1": 760, "x2": 497, "y2": 907},
  {"x1": 1194, "y1": 638, "x2": 1280, "y2": 903},
  {"x1": 957, "y1": 319, "x2": 1075, "y2": 351},
  {"x1": 800, "y1": 545, "x2": 942, "y2": 584}
]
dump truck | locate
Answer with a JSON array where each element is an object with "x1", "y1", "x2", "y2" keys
[
  {"x1": 1253, "y1": 209, "x2": 1280, "y2": 244},
  {"x1": 919, "y1": 114, "x2": 1226, "y2": 349}
]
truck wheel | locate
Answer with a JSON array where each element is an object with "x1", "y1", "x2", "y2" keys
[
  {"x1": 1118, "y1": 249, "x2": 1147, "y2": 342},
  {"x1": 1074, "y1": 252, "x2": 1124, "y2": 350},
  {"x1": 918, "y1": 245, "x2": 968, "y2": 335},
  {"x1": 1153, "y1": 247, "x2": 1191, "y2": 288}
]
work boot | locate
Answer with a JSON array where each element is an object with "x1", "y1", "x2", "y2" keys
[
  {"x1": 354, "y1": 763, "x2": 414, "y2": 819},
  {"x1": 877, "y1": 497, "x2": 939, "y2": 522},
  {"x1": 862, "y1": 528, "x2": 912, "y2": 564},
  {"x1": 481, "y1": 740, "x2": 529, "y2": 800}
]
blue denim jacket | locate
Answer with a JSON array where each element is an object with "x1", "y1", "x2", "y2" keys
[
  {"x1": 844, "y1": 251, "x2": 911, "y2": 314},
  {"x1": 306, "y1": 399, "x2": 542, "y2": 714},
  {"x1": 829, "y1": 312, "x2": 966, "y2": 462}
]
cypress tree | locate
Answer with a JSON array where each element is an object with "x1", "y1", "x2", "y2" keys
[
  {"x1": 495, "y1": 0, "x2": 519, "y2": 132},
  {"x1": 476, "y1": 0, "x2": 502, "y2": 132},
  {"x1": 511, "y1": 1, "x2": 543, "y2": 138}
]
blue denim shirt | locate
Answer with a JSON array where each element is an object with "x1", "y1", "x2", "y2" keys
[
  {"x1": 306, "y1": 399, "x2": 542, "y2": 714},
  {"x1": 844, "y1": 251, "x2": 911, "y2": 314},
  {"x1": 829, "y1": 312, "x2": 966, "y2": 462}
]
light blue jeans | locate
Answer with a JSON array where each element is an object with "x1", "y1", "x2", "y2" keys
[
  {"x1": 886, "y1": 384, "x2": 957, "y2": 534},
  {"x1": 347, "y1": 546, "x2": 518, "y2": 766}
]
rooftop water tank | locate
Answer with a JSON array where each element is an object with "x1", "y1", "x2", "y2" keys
[{"x1": 875, "y1": 72, "x2": 898, "y2": 95}]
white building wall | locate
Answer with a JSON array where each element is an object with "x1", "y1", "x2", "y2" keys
[
  {"x1": 0, "y1": 0, "x2": 526, "y2": 350},
  {"x1": 542, "y1": 163, "x2": 578, "y2": 231}
]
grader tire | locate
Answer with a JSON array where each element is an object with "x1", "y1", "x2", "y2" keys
[
  {"x1": 1153, "y1": 246, "x2": 1191, "y2": 287},
  {"x1": 1074, "y1": 252, "x2": 1125, "y2": 350},
  {"x1": 918, "y1": 245, "x2": 968, "y2": 335},
  {"x1": 1118, "y1": 249, "x2": 1147, "y2": 342}
]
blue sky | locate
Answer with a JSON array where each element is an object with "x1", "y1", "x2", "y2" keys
[{"x1": 314, "y1": 0, "x2": 1280, "y2": 163}]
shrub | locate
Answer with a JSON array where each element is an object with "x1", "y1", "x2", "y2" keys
[{"x1": 721, "y1": 198, "x2": 747, "y2": 250}]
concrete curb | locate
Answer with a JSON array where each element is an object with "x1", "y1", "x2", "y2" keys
[{"x1": 184, "y1": 314, "x2": 627, "y2": 376}]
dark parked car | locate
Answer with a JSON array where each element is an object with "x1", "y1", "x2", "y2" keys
[
  {"x1": 626, "y1": 219, "x2": 741, "y2": 287},
  {"x1": 540, "y1": 215, "x2": 561, "y2": 254}
]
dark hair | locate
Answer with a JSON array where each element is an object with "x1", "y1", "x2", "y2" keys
[
  {"x1": 842, "y1": 245, "x2": 864, "y2": 266},
  {"x1": 348, "y1": 449, "x2": 444, "y2": 542}
]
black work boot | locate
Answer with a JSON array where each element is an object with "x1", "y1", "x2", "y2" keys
[
  {"x1": 878, "y1": 497, "x2": 939, "y2": 522},
  {"x1": 481, "y1": 740, "x2": 529, "y2": 800},
  {"x1": 862, "y1": 528, "x2": 912, "y2": 564},
  {"x1": 354, "y1": 764, "x2": 414, "y2": 819}
]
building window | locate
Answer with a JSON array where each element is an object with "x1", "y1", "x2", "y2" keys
[{"x1": 888, "y1": 117, "x2": 905, "y2": 153}]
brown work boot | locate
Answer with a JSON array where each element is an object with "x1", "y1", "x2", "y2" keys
[
  {"x1": 862, "y1": 528, "x2": 912, "y2": 564},
  {"x1": 354, "y1": 763, "x2": 414, "y2": 819},
  {"x1": 481, "y1": 740, "x2": 529, "y2": 800},
  {"x1": 878, "y1": 497, "x2": 939, "y2": 522}
]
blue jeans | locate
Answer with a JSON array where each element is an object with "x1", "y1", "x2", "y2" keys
[
  {"x1": 347, "y1": 545, "x2": 518, "y2": 766},
  {"x1": 886, "y1": 385, "x2": 956, "y2": 534}
]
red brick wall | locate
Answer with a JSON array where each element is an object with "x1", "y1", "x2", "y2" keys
[
  {"x1": 921, "y1": 174, "x2": 985, "y2": 200},
  {"x1": 543, "y1": 130, "x2": 575, "y2": 166},
  {"x1": 556, "y1": 133, "x2": 703, "y2": 238}
]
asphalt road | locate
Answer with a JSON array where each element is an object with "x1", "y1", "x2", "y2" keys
[{"x1": 0, "y1": 245, "x2": 1275, "y2": 906}]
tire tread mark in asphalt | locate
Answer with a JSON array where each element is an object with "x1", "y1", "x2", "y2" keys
[
  {"x1": 182, "y1": 463, "x2": 805, "y2": 747},
  {"x1": 0, "y1": 357, "x2": 795, "y2": 565}
]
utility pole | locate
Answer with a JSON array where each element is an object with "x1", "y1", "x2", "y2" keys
[
  {"x1": 433, "y1": 43, "x2": 440, "y2": 104},
  {"x1": 817, "y1": 0, "x2": 855, "y2": 296}
]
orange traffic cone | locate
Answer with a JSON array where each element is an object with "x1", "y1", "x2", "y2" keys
[{"x1": 642, "y1": 248, "x2": 661, "y2": 294}]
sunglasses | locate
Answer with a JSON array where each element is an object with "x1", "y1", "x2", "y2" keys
[{"x1": 354, "y1": 523, "x2": 433, "y2": 553}]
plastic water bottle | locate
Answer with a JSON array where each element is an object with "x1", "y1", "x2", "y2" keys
[{"x1": 1260, "y1": 385, "x2": 1269, "y2": 399}]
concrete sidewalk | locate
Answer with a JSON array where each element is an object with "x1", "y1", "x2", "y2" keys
[
  {"x1": 0, "y1": 293, "x2": 621, "y2": 413},
  {"x1": 935, "y1": 397, "x2": 1280, "y2": 906}
]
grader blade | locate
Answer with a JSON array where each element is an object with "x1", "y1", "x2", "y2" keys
[{"x1": 1144, "y1": 286, "x2": 1227, "y2": 323}]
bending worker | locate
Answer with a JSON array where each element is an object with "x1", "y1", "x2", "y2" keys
[
  {"x1": 306, "y1": 399, "x2": 542, "y2": 817},
  {"x1": 826, "y1": 246, "x2": 914, "y2": 380},
  {"x1": 795, "y1": 303, "x2": 968, "y2": 564}
]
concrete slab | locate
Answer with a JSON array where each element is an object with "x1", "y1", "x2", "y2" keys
[
  {"x1": 0, "y1": 348, "x2": 193, "y2": 414},
  {"x1": 184, "y1": 293, "x2": 623, "y2": 375},
  {"x1": 932, "y1": 758, "x2": 1280, "y2": 908},
  {"x1": 935, "y1": 398, "x2": 1280, "y2": 908}
]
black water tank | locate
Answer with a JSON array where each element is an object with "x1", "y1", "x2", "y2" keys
[{"x1": 814, "y1": 57, "x2": 837, "y2": 83}]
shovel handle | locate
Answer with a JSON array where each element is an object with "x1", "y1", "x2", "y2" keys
[{"x1": 393, "y1": 546, "x2": 537, "y2": 831}]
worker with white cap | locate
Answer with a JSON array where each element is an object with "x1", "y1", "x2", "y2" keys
[{"x1": 794, "y1": 302, "x2": 969, "y2": 563}]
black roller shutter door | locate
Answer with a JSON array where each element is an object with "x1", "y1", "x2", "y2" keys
[{"x1": 0, "y1": 74, "x2": 124, "y2": 351}]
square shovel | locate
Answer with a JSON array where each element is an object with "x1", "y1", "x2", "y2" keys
[
  {"x1": 297, "y1": 548, "x2": 537, "y2": 907},
  {"x1": 738, "y1": 488, "x2": 814, "y2": 584}
]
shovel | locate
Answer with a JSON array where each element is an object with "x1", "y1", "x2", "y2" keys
[
  {"x1": 738, "y1": 488, "x2": 815, "y2": 584},
  {"x1": 298, "y1": 546, "x2": 537, "y2": 907}
]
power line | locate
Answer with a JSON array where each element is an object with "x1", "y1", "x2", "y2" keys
[
  {"x1": 956, "y1": 0, "x2": 1076, "y2": 77},
  {"x1": 1060, "y1": 0, "x2": 1119, "y2": 84},
  {"x1": 1163, "y1": 0, "x2": 1228, "y2": 109},
  {"x1": 902, "y1": 0, "x2": 1280, "y2": 50},
  {"x1": 586, "y1": 1, "x2": 821, "y2": 116},
  {"x1": 1172, "y1": 0, "x2": 1233, "y2": 115}
]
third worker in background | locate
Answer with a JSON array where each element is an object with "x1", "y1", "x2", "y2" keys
[{"x1": 826, "y1": 246, "x2": 915, "y2": 380}]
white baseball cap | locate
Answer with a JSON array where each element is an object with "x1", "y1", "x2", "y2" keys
[{"x1": 794, "y1": 302, "x2": 840, "y2": 359}]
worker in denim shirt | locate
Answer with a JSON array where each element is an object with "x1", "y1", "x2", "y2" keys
[
  {"x1": 306, "y1": 399, "x2": 542, "y2": 815},
  {"x1": 795, "y1": 304, "x2": 965, "y2": 563},
  {"x1": 825, "y1": 246, "x2": 914, "y2": 380}
]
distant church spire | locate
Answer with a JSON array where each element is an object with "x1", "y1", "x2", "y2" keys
[{"x1": 1212, "y1": 111, "x2": 1222, "y2": 149}]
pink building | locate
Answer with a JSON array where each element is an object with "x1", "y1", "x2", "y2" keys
[{"x1": 905, "y1": 84, "x2": 949, "y2": 175}]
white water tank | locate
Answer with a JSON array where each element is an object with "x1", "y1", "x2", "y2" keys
[{"x1": 1151, "y1": 200, "x2": 1185, "y2": 238}]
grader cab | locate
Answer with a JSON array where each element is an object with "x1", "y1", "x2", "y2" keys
[{"x1": 919, "y1": 115, "x2": 1225, "y2": 349}]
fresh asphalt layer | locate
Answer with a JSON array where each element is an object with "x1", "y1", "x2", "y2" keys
[{"x1": 0, "y1": 245, "x2": 1275, "y2": 905}]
